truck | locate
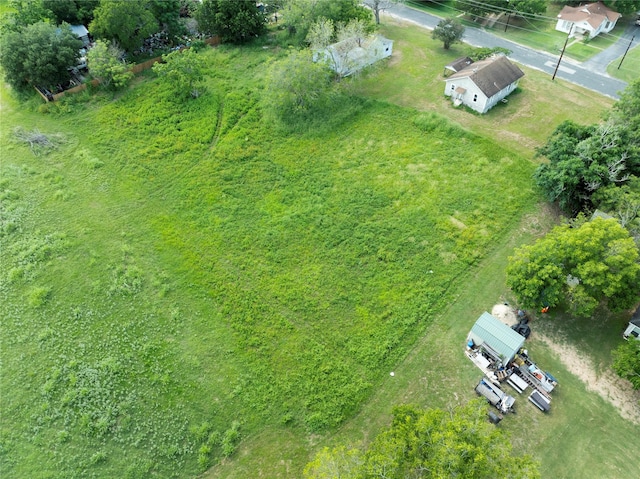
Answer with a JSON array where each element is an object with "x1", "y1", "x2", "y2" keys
[{"x1": 475, "y1": 378, "x2": 515, "y2": 413}]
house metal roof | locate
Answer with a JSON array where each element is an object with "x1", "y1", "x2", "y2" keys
[
  {"x1": 446, "y1": 55, "x2": 524, "y2": 98},
  {"x1": 470, "y1": 312, "x2": 525, "y2": 362}
]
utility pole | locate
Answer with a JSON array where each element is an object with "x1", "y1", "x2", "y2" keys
[
  {"x1": 553, "y1": 25, "x2": 572, "y2": 81},
  {"x1": 504, "y1": 13, "x2": 511, "y2": 32},
  {"x1": 618, "y1": 34, "x2": 636, "y2": 70}
]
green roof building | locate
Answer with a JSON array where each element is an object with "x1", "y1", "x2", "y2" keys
[{"x1": 468, "y1": 312, "x2": 525, "y2": 366}]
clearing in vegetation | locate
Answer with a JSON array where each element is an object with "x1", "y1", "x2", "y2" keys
[
  {"x1": 0, "y1": 44, "x2": 535, "y2": 477},
  {"x1": 2, "y1": 22, "x2": 639, "y2": 479}
]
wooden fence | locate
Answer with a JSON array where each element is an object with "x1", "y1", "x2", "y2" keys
[{"x1": 41, "y1": 36, "x2": 220, "y2": 102}]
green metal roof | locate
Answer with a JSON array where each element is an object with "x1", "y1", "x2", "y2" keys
[{"x1": 470, "y1": 312, "x2": 525, "y2": 362}]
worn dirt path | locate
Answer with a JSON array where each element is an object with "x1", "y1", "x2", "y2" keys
[{"x1": 536, "y1": 333, "x2": 640, "y2": 424}]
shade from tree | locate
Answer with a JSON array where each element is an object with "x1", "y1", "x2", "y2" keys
[
  {"x1": 0, "y1": 21, "x2": 82, "y2": 91},
  {"x1": 195, "y1": 0, "x2": 266, "y2": 43},
  {"x1": 432, "y1": 17, "x2": 464, "y2": 50},
  {"x1": 506, "y1": 217, "x2": 640, "y2": 317},
  {"x1": 303, "y1": 399, "x2": 540, "y2": 479}
]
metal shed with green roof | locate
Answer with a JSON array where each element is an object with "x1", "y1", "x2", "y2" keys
[{"x1": 467, "y1": 312, "x2": 525, "y2": 366}]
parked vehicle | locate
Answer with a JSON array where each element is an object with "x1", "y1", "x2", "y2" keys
[{"x1": 475, "y1": 378, "x2": 515, "y2": 413}]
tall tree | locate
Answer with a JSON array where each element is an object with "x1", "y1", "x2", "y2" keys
[
  {"x1": 152, "y1": 48, "x2": 206, "y2": 99},
  {"x1": 1, "y1": 0, "x2": 53, "y2": 32},
  {"x1": 0, "y1": 21, "x2": 82, "y2": 91},
  {"x1": 263, "y1": 50, "x2": 333, "y2": 122},
  {"x1": 304, "y1": 400, "x2": 540, "y2": 478},
  {"x1": 195, "y1": 0, "x2": 266, "y2": 43},
  {"x1": 612, "y1": 339, "x2": 640, "y2": 389},
  {"x1": 508, "y1": 0, "x2": 547, "y2": 16},
  {"x1": 283, "y1": 0, "x2": 372, "y2": 43},
  {"x1": 89, "y1": 0, "x2": 158, "y2": 53},
  {"x1": 148, "y1": 0, "x2": 184, "y2": 40},
  {"x1": 432, "y1": 17, "x2": 464, "y2": 49},
  {"x1": 603, "y1": 0, "x2": 640, "y2": 14},
  {"x1": 506, "y1": 218, "x2": 640, "y2": 317},
  {"x1": 42, "y1": 0, "x2": 99, "y2": 24},
  {"x1": 534, "y1": 120, "x2": 638, "y2": 215},
  {"x1": 362, "y1": 0, "x2": 398, "y2": 25},
  {"x1": 87, "y1": 39, "x2": 133, "y2": 88}
]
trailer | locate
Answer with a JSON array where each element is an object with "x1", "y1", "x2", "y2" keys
[
  {"x1": 475, "y1": 378, "x2": 515, "y2": 413},
  {"x1": 529, "y1": 390, "x2": 551, "y2": 412}
]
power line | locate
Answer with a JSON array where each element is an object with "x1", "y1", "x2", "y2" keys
[{"x1": 408, "y1": 0, "x2": 632, "y2": 44}]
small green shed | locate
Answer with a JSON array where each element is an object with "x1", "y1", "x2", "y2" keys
[{"x1": 467, "y1": 312, "x2": 525, "y2": 366}]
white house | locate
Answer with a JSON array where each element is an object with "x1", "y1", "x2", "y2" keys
[
  {"x1": 623, "y1": 307, "x2": 640, "y2": 340},
  {"x1": 314, "y1": 34, "x2": 393, "y2": 77},
  {"x1": 443, "y1": 55, "x2": 524, "y2": 114},
  {"x1": 555, "y1": 2, "x2": 621, "y2": 39}
]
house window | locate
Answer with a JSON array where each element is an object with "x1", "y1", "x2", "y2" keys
[{"x1": 473, "y1": 94, "x2": 477, "y2": 102}]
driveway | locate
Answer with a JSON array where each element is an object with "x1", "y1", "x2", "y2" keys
[{"x1": 384, "y1": 3, "x2": 631, "y2": 99}]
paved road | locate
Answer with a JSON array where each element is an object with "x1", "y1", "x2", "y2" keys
[
  {"x1": 582, "y1": 20, "x2": 637, "y2": 73},
  {"x1": 385, "y1": 3, "x2": 632, "y2": 99}
]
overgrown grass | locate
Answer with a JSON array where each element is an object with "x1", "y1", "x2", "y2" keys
[
  {"x1": 1, "y1": 19, "x2": 635, "y2": 479},
  {"x1": 0, "y1": 42, "x2": 538, "y2": 477}
]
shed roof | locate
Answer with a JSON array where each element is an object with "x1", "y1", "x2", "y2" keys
[
  {"x1": 446, "y1": 55, "x2": 524, "y2": 98},
  {"x1": 445, "y1": 56, "x2": 473, "y2": 73},
  {"x1": 70, "y1": 25, "x2": 89, "y2": 38},
  {"x1": 470, "y1": 312, "x2": 525, "y2": 362}
]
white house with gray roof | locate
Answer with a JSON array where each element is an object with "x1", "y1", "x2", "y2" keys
[{"x1": 443, "y1": 55, "x2": 524, "y2": 114}]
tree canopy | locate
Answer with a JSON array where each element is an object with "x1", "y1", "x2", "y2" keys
[
  {"x1": 603, "y1": 0, "x2": 640, "y2": 14},
  {"x1": 89, "y1": 0, "x2": 159, "y2": 53},
  {"x1": 432, "y1": 17, "x2": 464, "y2": 50},
  {"x1": 195, "y1": 0, "x2": 266, "y2": 43},
  {"x1": 87, "y1": 39, "x2": 132, "y2": 89},
  {"x1": 612, "y1": 339, "x2": 640, "y2": 390},
  {"x1": 0, "y1": 21, "x2": 82, "y2": 91},
  {"x1": 263, "y1": 49, "x2": 333, "y2": 123},
  {"x1": 152, "y1": 48, "x2": 206, "y2": 99},
  {"x1": 304, "y1": 399, "x2": 540, "y2": 479},
  {"x1": 282, "y1": 0, "x2": 373, "y2": 44},
  {"x1": 506, "y1": 218, "x2": 640, "y2": 317},
  {"x1": 535, "y1": 79, "x2": 640, "y2": 216},
  {"x1": 42, "y1": 0, "x2": 99, "y2": 24}
]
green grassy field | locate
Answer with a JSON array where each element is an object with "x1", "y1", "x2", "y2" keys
[
  {"x1": 1, "y1": 18, "x2": 638, "y2": 479},
  {"x1": 608, "y1": 44, "x2": 640, "y2": 82}
]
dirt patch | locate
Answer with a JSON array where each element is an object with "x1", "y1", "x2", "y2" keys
[
  {"x1": 537, "y1": 333, "x2": 640, "y2": 424},
  {"x1": 387, "y1": 47, "x2": 403, "y2": 67},
  {"x1": 491, "y1": 303, "x2": 518, "y2": 326}
]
